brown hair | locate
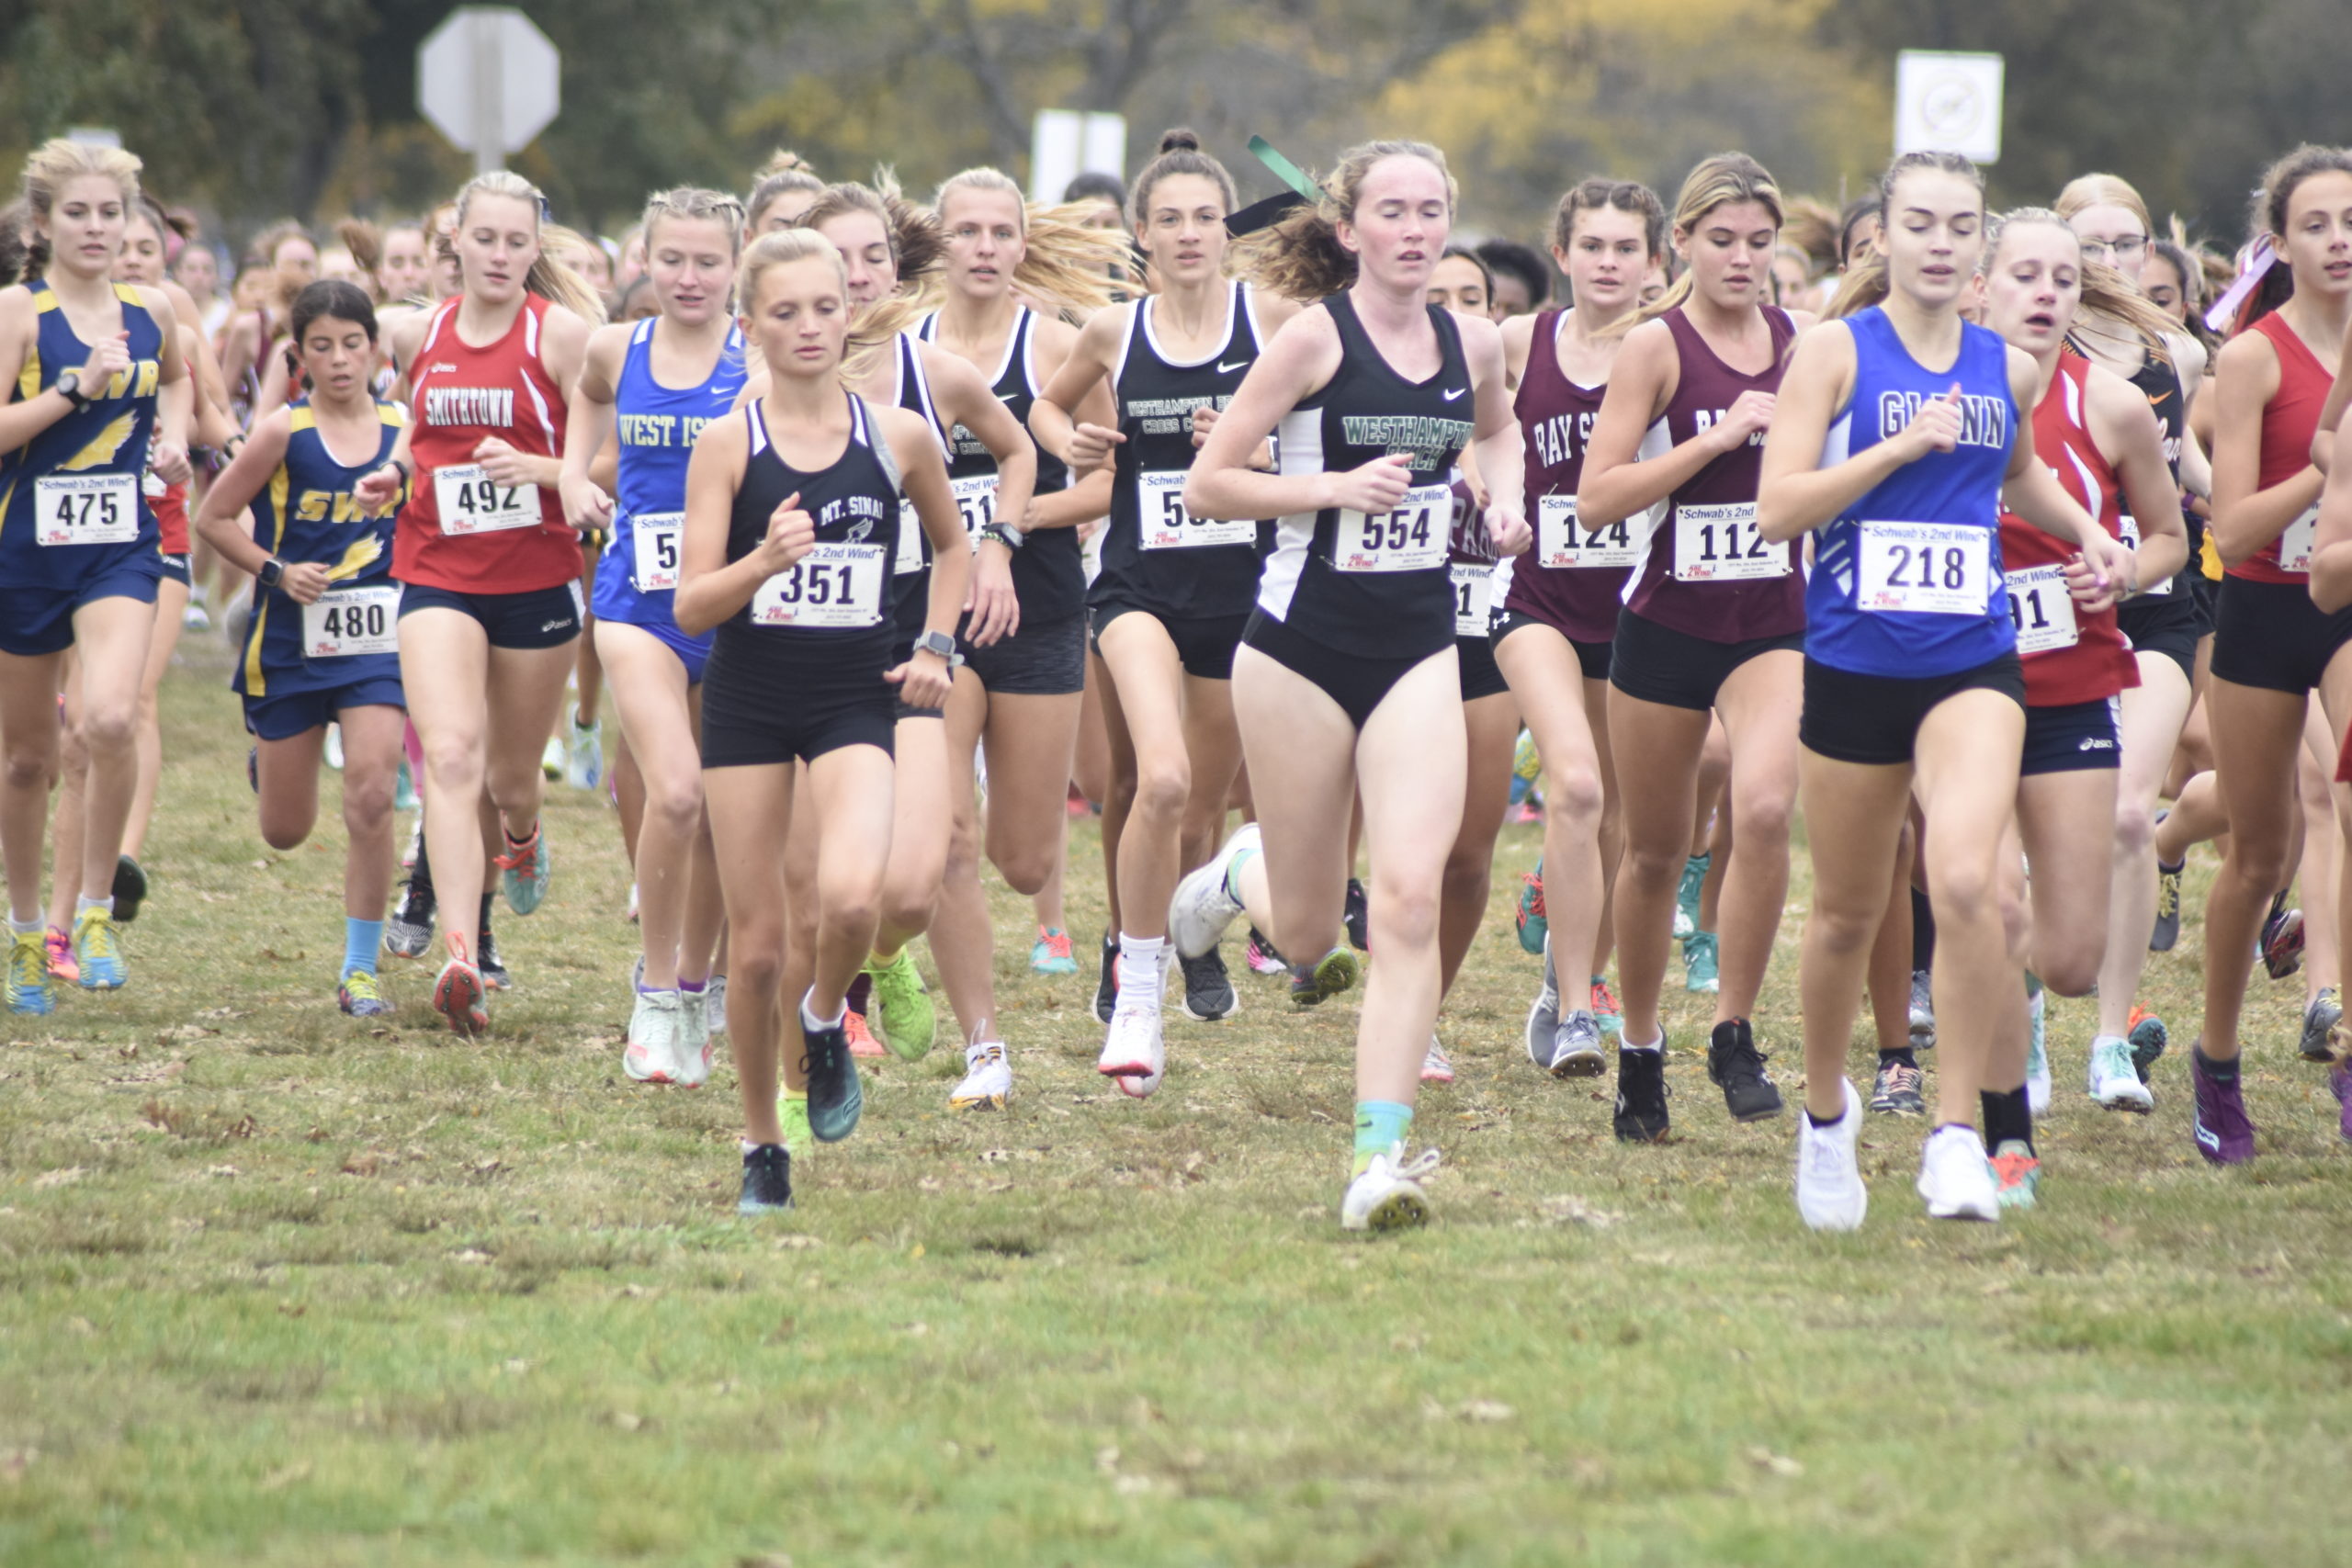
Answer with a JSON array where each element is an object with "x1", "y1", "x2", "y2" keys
[
  {"x1": 1548, "y1": 176, "x2": 1667, "y2": 260},
  {"x1": 450, "y1": 169, "x2": 606, "y2": 322},
  {"x1": 19, "y1": 138, "x2": 143, "y2": 277},
  {"x1": 1128, "y1": 128, "x2": 1238, "y2": 229},
  {"x1": 747, "y1": 151, "x2": 825, "y2": 231},
  {"x1": 1239, "y1": 139, "x2": 1457, "y2": 300},
  {"x1": 2235, "y1": 144, "x2": 2352, "y2": 331},
  {"x1": 798, "y1": 178, "x2": 946, "y2": 288}
]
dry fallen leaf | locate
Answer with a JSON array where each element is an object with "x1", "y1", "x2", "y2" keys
[{"x1": 32, "y1": 1168, "x2": 85, "y2": 1190}]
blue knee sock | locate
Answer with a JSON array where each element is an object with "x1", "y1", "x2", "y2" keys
[
  {"x1": 1352, "y1": 1100, "x2": 1413, "y2": 1176},
  {"x1": 345, "y1": 918, "x2": 382, "y2": 979}
]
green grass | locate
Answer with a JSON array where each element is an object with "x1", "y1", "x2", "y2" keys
[{"x1": 3, "y1": 637, "x2": 2349, "y2": 1567}]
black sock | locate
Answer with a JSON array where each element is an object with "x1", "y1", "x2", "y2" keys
[
  {"x1": 846, "y1": 970, "x2": 873, "y2": 1015},
  {"x1": 2194, "y1": 1045, "x2": 2239, "y2": 1085},
  {"x1": 1980, "y1": 1085, "x2": 2032, "y2": 1155},
  {"x1": 1878, "y1": 1046, "x2": 1917, "y2": 1070},
  {"x1": 477, "y1": 894, "x2": 495, "y2": 942},
  {"x1": 410, "y1": 836, "x2": 434, "y2": 895},
  {"x1": 1910, "y1": 886, "x2": 1935, "y2": 973}
]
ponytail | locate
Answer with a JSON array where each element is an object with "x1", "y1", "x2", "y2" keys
[{"x1": 931, "y1": 167, "x2": 1124, "y2": 315}]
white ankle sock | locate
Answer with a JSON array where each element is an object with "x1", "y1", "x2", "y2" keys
[{"x1": 1118, "y1": 934, "x2": 1166, "y2": 1009}]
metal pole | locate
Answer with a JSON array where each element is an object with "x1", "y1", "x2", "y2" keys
[{"x1": 470, "y1": 9, "x2": 505, "y2": 174}]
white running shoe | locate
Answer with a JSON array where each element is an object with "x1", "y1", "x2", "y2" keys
[
  {"x1": 1168, "y1": 822, "x2": 1258, "y2": 959},
  {"x1": 1524, "y1": 936, "x2": 1561, "y2": 1069},
  {"x1": 1340, "y1": 1144, "x2": 1441, "y2": 1233},
  {"x1": 1907, "y1": 969, "x2": 1935, "y2": 1051},
  {"x1": 1917, "y1": 1123, "x2": 1999, "y2": 1222},
  {"x1": 2026, "y1": 984, "x2": 2051, "y2": 1115},
  {"x1": 1420, "y1": 1036, "x2": 1455, "y2": 1085},
  {"x1": 707, "y1": 973, "x2": 728, "y2": 1036},
  {"x1": 564, "y1": 716, "x2": 604, "y2": 792},
  {"x1": 1098, "y1": 1006, "x2": 1166, "y2": 1099},
  {"x1": 677, "y1": 987, "x2": 713, "y2": 1089},
  {"x1": 1794, "y1": 1077, "x2": 1868, "y2": 1232},
  {"x1": 2086, "y1": 1035, "x2": 2153, "y2": 1111},
  {"x1": 950, "y1": 1041, "x2": 1012, "y2": 1111},
  {"x1": 401, "y1": 815, "x2": 423, "y2": 871},
  {"x1": 324, "y1": 723, "x2": 345, "y2": 772},
  {"x1": 623, "y1": 989, "x2": 683, "y2": 1084}
]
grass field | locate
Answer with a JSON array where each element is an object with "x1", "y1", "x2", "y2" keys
[{"x1": 3, "y1": 635, "x2": 2349, "y2": 1567}]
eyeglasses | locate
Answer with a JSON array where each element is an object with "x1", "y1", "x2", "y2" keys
[{"x1": 2078, "y1": 235, "x2": 2147, "y2": 263}]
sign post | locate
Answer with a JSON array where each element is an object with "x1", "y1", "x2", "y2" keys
[
  {"x1": 419, "y1": 6, "x2": 561, "y2": 174},
  {"x1": 1029, "y1": 110, "x2": 1127, "y2": 204},
  {"x1": 1894, "y1": 50, "x2": 2005, "y2": 164}
]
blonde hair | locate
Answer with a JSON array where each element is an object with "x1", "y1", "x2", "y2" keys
[
  {"x1": 739, "y1": 227, "x2": 902, "y2": 383},
  {"x1": 20, "y1": 139, "x2": 142, "y2": 278},
  {"x1": 640, "y1": 186, "x2": 747, "y2": 255},
  {"x1": 451, "y1": 169, "x2": 605, "y2": 322},
  {"x1": 1238, "y1": 140, "x2": 1458, "y2": 301},
  {"x1": 1634, "y1": 152, "x2": 1784, "y2": 324},
  {"x1": 1983, "y1": 206, "x2": 2180, "y2": 360},
  {"x1": 2053, "y1": 173, "x2": 2153, "y2": 238},
  {"x1": 931, "y1": 167, "x2": 1122, "y2": 314}
]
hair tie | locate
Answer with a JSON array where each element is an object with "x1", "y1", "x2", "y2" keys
[{"x1": 2204, "y1": 237, "x2": 2275, "y2": 333}]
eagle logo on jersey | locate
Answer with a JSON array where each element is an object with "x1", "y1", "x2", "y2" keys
[
  {"x1": 327, "y1": 534, "x2": 386, "y2": 581},
  {"x1": 57, "y1": 412, "x2": 139, "y2": 472}
]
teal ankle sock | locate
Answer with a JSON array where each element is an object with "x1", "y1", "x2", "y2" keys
[
  {"x1": 345, "y1": 918, "x2": 382, "y2": 978},
  {"x1": 1224, "y1": 844, "x2": 1259, "y2": 905},
  {"x1": 1352, "y1": 1100, "x2": 1413, "y2": 1176}
]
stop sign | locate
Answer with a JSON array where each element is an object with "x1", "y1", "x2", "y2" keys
[{"x1": 418, "y1": 6, "x2": 560, "y2": 172}]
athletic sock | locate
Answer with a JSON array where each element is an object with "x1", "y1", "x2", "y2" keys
[
  {"x1": 679, "y1": 976, "x2": 706, "y2": 995},
  {"x1": 9, "y1": 917, "x2": 40, "y2": 938},
  {"x1": 503, "y1": 821, "x2": 537, "y2": 853},
  {"x1": 1116, "y1": 933, "x2": 1166, "y2": 1010},
  {"x1": 1621, "y1": 1032, "x2": 1664, "y2": 1055},
  {"x1": 2194, "y1": 1044, "x2": 2239, "y2": 1087},
  {"x1": 75, "y1": 896, "x2": 114, "y2": 919},
  {"x1": 1223, "y1": 841, "x2": 1259, "y2": 906},
  {"x1": 800, "y1": 989, "x2": 844, "y2": 1033},
  {"x1": 845, "y1": 970, "x2": 873, "y2": 1016},
  {"x1": 1910, "y1": 886, "x2": 1935, "y2": 972},
  {"x1": 2157, "y1": 855, "x2": 2184, "y2": 874},
  {"x1": 344, "y1": 918, "x2": 382, "y2": 979},
  {"x1": 477, "y1": 895, "x2": 495, "y2": 940},
  {"x1": 1878, "y1": 1045, "x2": 1917, "y2": 1071},
  {"x1": 1981, "y1": 1084, "x2": 2033, "y2": 1156},
  {"x1": 1352, "y1": 1100, "x2": 1413, "y2": 1177}
]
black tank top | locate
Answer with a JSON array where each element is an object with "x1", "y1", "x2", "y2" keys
[
  {"x1": 2119, "y1": 344, "x2": 2198, "y2": 605},
  {"x1": 921, "y1": 306, "x2": 1084, "y2": 623},
  {"x1": 1094, "y1": 280, "x2": 1268, "y2": 620},
  {"x1": 1257, "y1": 294, "x2": 1475, "y2": 660},
  {"x1": 889, "y1": 332, "x2": 952, "y2": 643}
]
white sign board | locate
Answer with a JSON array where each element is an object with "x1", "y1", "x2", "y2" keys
[
  {"x1": 1894, "y1": 50, "x2": 2004, "y2": 164},
  {"x1": 1030, "y1": 110, "x2": 1127, "y2": 204},
  {"x1": 420, "y1": 6, "x2": 561, "y2": 173}
]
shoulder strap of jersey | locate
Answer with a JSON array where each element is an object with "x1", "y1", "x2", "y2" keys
[
  {"x1": 1111, "y1": 298, "x2": 1146, "y2": 389},
  {"x1": 743, "y1": 399, "x2": 767, "y2": 457},
  {"x1": 857, "y1": 394, "x2": 906, "y2": 494}
]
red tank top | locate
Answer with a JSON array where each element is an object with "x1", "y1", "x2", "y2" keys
[
  {"x1": 1998, "y1": 352, "x2": 2139, "y2": 707},
  {"x1": 2228, "y1": 309, "x2": 2331, "y2": 585},
  {"x1": 1498, "y1": 309, "x2": 1623, "y2": 644},
  {"x1": 394, "y1": 293, "x2": 577, "y2": 594},
  {"x1": 1622, "y1": 305, "x2": 1805, "y2": 642},
  {"x1": 144, "y1": 472, "x2": 189, "y2": 556}
]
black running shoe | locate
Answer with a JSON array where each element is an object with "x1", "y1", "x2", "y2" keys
[
  {"x1": 1179, "y1": 946, "x2": 1236, "y2": 1021},
  {"x1": 2128, "y1": 1010, "x2": 2168, "y2": 1082},
  {"x1": 112, "y1": 854, "x2": 147, "y2": 923},
  {"x1": 737, "y1": 1143, "x2": 795, "y2": 1213},
  {"x1": 476, "y1": 922, "x2": 511, "y2": 991},
  {"x1": 385, "y1": 877, "x2": 435, "y2": 959},
  {"x1": 2149, "y1": 857, "x2": 2183, "y2": 953},
  {"x1": 1093, "y1": 931, "x2": 1118, "y2": 1024},
  {"x1": 1707, "y1": 1018, "x2": 1784, "y2": 1122},
  {"x1": 1344, "y1": 877, "x2": 1370, "y2": 953},
  {"x1": 1612, "y1": 1047, "x2": 1670, "y2": 1142},
  {"x1": 801, "y1": 1011, "x2": 864, "y2": 1143}
]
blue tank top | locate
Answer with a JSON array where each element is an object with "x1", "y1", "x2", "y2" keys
[
  {"x1": 0, "y1": 280, "x2": 166, "y2": 589},
  {"x1": 236, "y1": 398, "x2": 407, "y2": 699},
  {"x1": 593, "y1": 317, "x2": 748, "y2": 634},
  {"x1": 1805, "y1": 307, "x2": 2019, "y2": 677}
]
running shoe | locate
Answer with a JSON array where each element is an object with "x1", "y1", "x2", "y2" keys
[
  {"x1": 624, "y1": 990, "x2": 684, "y2": 1083},
  {"x1": 74, "y1": 904, "x2": 125, "y2": 990},
  {"x1": 1794, "y1": 1077, "x2": 1867, "y2": 1231},
  {"x1": 2150, "y1": 856, "x2": 2184, "y2": 953},
  {"x1": 564, "y1": 716, "x2": 603, "y2": 792},
  {"x1": 324, "y1": 724, "x2": 345, "y2": 772},
  {"x1": 950, "y1": 1041, "x2": 1012, "y2": 1111},
  {"x1": 1097, "y1": 1006, "x2": 1165, "y2": 1098},
  {"x1": 496, "y1": 823, "x2": 551, "y2": 917},
  {"x1": 540, "y1": 735, "x2": 564, "y2": 780},
  {"x1": 432, "y1": 937, "x2": 488, "y2": 1037},
  {"x1": 1917, "y1": 1123, "x2": 1999, "y2": 1221},
  {"x1": 338, "y1": 969, "x2": 392, "y2": 1018},
  {"x1": 182, "y1": 593, "x2": 210, "y2": 631},
  {"x1": 1707, "y1": 1018, "x2": 1782, "y2": 1121},
  {"x1": 626, "y1": 884, "x2": 639, "y2": 924},
  {"x1": 1908, "y1": 969, "x2": 1936, "y2": 1051},
  {"x1": 1178, "y1": 946, "x2": 1236, "y2": 1022},
  {"x1": 111, "y1": 855, "x2": 146, "y2": 924},
  {"x1": 800, "y1": 1009, "x2": 863, "y2": 1142},
  {"x1": 737, "y1": 1144, "x2": 795, "y2": 1214},
  {"x1": 2086, "y1": 1036, "x2": 2152, "y2": 1111},
  {"x1": 1343, "y1": 877, "x2": 1370, "y2": 953},
  {"x1": 43, "y1": 926, "x2": 75, "y2": 985},
  {"x1": 477, "y1": 925, "x2": 511, "y2": 991},
  {"x1": 778, "y1": 1096, "x2": 812, "y2": 1160},
  {"x1": 1682, "y1": 930, "x2": 1719, "y2": 995},
  {"x1": 385, "y1": 877, "x2": 435, "y2": 958},
  {"x1": 678, "y1": 987, "x2": 712, "y2": 1088},
  {"x1": 247, "y1": 746, "x2": 259, "y2": 795},
  {"x1": 1289, "y1": 947, "x2": 1360, "y2": 1008},
  {"x1": 2188, "y1": 1046, "x2": 2256, "y2": 1165},
  {"x1": 1869, "y1": 1056, "x2": 1925, "y2": 1116},
  {"x1": 1030, "y1": 924, "x2": 1078, "y2": 976},
  {"x1": 2330, "y1": 1064, "x2": 2352, "y2": 1145},
  {"x1": 2299, "y1": 987, "x2": 2341, "y2": 1064},
  {"x1": 1420, "y1": 1036, "x2": 1455, "y2": 1085},
  {"x1": 865, "y1": 948, "x2": 935, "y2": 1061},
  {"x1": 1340, "y1": 1144, "x2": 1439, "y2": 1233},
  {"x1": 2127, "y1": 1006, "x2": 2167, "y2": 1082},
  {"x1": 844, "y1": 1010, "x2": 886, "y2": 1059},
  {"x1": 6, "y1": 929, "x2": 53, "y2": 1016},
  {"x1": 1170, "y1": 822, "x2": 1256, "y2": 961},
  {"x1": 1244, "y1": 925, "x2": 1286, "y2": 976},
  {"x1": 394, "y1": 755, "x2": 418, "y2": 812},
  {"x1": 707, "y1": 973, "x2": 729, "y2": 1036},
  {"x1": 1989, "y1": 1140, "x2": 2041, "y2": 1212},
  {"x1": 1551, "y1": 1010, "x2": 1605, "y2": 1078},
  {"x1": 1525, "y1": 939, "x2": 1562, "y2": 1071},
  {"x1": 1515, "y1": 863, "x2": 1547, "y2": 955},
  {"x1": 1589, "y1": 976, "x2": 1623, "y2": 1038},
  {"x1": 401, "y1": 816, "x2": 422, "y2": 870},
  {"x1": 1613, "y1": 1047, "x2": 1670, "y2": 1143},
  {"x1": 2025, "y1": 981, "x2": 2050, "y2": 1117},
  {"x1": 2259, "y1": 892, "x2": 2303, "y2": 980},
  {"x1": 1092, "y1": 932, "x2": 1118, "y2": 1023},
  {"x1": 1674, "y1": 852, "x2": 1708, "y2": 942}
]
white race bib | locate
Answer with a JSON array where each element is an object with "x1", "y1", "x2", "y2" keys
[
  {"x1": 894, "y1": 500, "x2": 926, "y2": 575},
  {"x1": 2003, "y1": 565, "x2": 2080, "y2": 655},
  {"x1": 629, "y1": 512, "x2": 682, "y2": 592},
  {"x1": 1673, "y1": 502, "x2": 1787, "y2": 581},
  {"x1": 433, "y1": 464, "x2": 538, "y2": 535},
  {"x1": 1140, "y1": 469, "x2": 1252, "y2": 549},
  {"x1": 1856, "y1": 521, "x2": 1990, "y2": 615},
  {"x1": 1334, "y1": 483, "x2": 1452, "y2": 573},
  {"x1": 35, "y1": 472, "x2": 138, "y2": 547},
  {"x1": 952, "y1": 474, "x2": 998, "y2": 551},
  {"x1": 300, "y1": 584, "x2": 402, "y2": 658},
  {"x1": 1537, "y1": 494, "x2": 1638, "y2": 570},
  {"x1": 2117, "y1": 515, "x2": 2172, "y2": 596},
  {"x1": 750, "y1": 542, "x2": 888, "y2": 629},
  {"x1": 2279, "y1": 503, "x2": 2319, "y2": 575},
  {"x1": 1451, "y1": 561, "x2": 1492, "y2": 639}
]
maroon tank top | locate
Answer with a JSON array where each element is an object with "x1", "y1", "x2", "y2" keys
[
  {"x1": 1622, "y1": 304, "x2": 1805, "y2": 643},
  {"x1": 1497, "y1": 310, "x2": 1624, "y2": 644}
]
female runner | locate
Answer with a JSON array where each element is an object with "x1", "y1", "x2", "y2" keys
[
  {"x1": 1177, "y1": 140, "x2": 1528, "y2": 1231},
  {"x1": 1577, "y1": 152, "x2": 1811, "y2": 1127},
  {"x1": 1030, "y1": 130, "x2": 1297, "y2": 1091},
  {"x1": 0, "y1": 139, "x2": 191, "y2": 1012},
  {"x1": 1489, "y1": 176, "x2": 1668, "y2": 1133},
  {"x1": 560, "y1": 188, "x2": 747, "y2": 1086},
  {"x1": 747, "y1": 153, "x2": 825, "y2": 236},
  {"x1": 1759, "y1": 151, "x2": 2129, "y2": 1228},
  {"x1": 673, "y1": 228, "x2": 966, "y2": 1213},
  {"x1": 353, "y1": 169, "x2": 602, "y2": 1034},
  {"x1": 195, "y1": 280, "x2": 408, "y2": 1015}
]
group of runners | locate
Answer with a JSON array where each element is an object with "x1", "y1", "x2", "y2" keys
[{"x1": 4, "y1": 122, "x2": 2350, "y2": 1233}]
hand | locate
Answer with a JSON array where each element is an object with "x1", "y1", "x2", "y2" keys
[
  {"x1": 1709, "y1": 389, "x2": 1777, "y2": 454},
  {"x1": 751, "y1": 491, "x2": 815, "y2": 576},
  {"x1": 1901, "y1": 383, "x2": 1966, "y2": 461},
  {"x1": 74, "y1": 332, "x2": 130, "y2": 396},
  {"x1": 147, "y1": 440, "x2": 192, "y2": 488},
  {"x1": 964, "y1": 543, "x2": 1020, "y2": 646},
  {"x1": 354, "y1": 462, "x2": 404, "y2": 513},
  {"x1": 1067, "y1": 421, "x2": 1124, "y2": 477},
  {"x1": 559, "y1": 473, "x2": 614, "y2": 534},
  {"x1": 280, "y1": 561, "x2": 333, "y2": 604},
  {"x1": 1325, "y1": 453, "x2": 1414, "y2": 515},
  {"x1": 2063, "y1": 530, "x2": 2136, "y2": 612},
  {"x1": 1189, "y1": 404, "x2": 1221, "y2": 450},
  {"x1": 472, "y1": 436, "x2": 538, "y2": 488},
  {"x1": 885, "y1": 649, "x2": 955, "y2": 709},
  {"x1": 1485, "y1": 502, "x2": 1532, "y2": 557}
]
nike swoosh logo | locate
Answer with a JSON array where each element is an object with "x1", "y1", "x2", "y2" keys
[
  {"x1": 2147, "y1": 388, "x2": 2168, "y2": 406},
  {"x1": 1442, "y1": 388, "x2": 1467, "y2": 401},
  {"x1": 1216, "y1": 360, "x2": 1248, "y2": 375}
]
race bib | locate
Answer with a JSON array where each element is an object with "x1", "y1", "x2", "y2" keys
[
  {"x1": 2003, "y1": 565, "x2": 2079, "y2": 655},
  {"x1": 1451, "y1": 561, "x2": 1492, "y2": 638},
  {"x1": 750, "y1": 542, "x2": 888, "y2": 629},
  {"x1": 301, "y1": 584, "x2": 402, "y2": 658},
  {"x1": 35, "y1": 473, "x2": 138, "y2": 547},
  {"x1": 1856, "y1": 521, "x2": 1990, "y2": 615},
  {"x1": 629, "y1": 512, "x2": 682, "y2": 592},
  {"x1": 2279, "y1": 503, "x2": 2319, "y2": 575},
  {"x1": 1334, "y1": 483, "x2": 1451, "y2": 573},
  {"x1": 2117, "y1": 514, "x2": 2172, "y2": 596},
  {"x1": 894, "y1": 500, "x2": 927, "y2": 574},
  {"x1": 1537, "y1": 494, "x2": 1637, "y2": 570},
  {"x1": 1673, "y1": 502, "x2": 1787, "y2": 581},
  {"x1": 952, "y1": 474, "x2": 998, "y2": 551},
  {"x1": 1140, "y1": 469, "x2": 1252, "y2": 549},
  {"x1": 433, "y1": 464, "x2": 538, "y2": 535}
]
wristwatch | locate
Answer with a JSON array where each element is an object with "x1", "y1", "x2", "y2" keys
[
  {"x1": 256, "y1": 558, "x2": 285, "y2": 591},
  {"x1": 53, "y1": 369, "x2": 87, "y2": 409},
  {"x1": 912, "y1": 629, "x2": 957, "y2": 662},
  {"x1": 979, "y1": 521, "x2": 1024, "y2": 551}
]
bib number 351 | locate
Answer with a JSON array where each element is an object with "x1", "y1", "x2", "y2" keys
[{"x1": 751, "y1": 542, "x2": 887, "y2": 628}]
